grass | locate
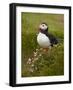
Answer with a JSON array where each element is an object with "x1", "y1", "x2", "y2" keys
[{"x1": 21, "y1": 12, "x2": 64, "y2": 77}]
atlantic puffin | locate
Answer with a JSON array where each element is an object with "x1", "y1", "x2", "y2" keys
[{"x1": 37, "y1": 23, "x2": 58, "y2": 49}]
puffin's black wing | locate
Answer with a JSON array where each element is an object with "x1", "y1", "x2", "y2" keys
[{"x1": 45, "y1": 32, "x2": 58, "y2": 46}]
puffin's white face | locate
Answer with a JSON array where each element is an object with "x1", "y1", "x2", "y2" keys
[{"x1": 39, "y1": 23, "x2": 48, "y2": 31}]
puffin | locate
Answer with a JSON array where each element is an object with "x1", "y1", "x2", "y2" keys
[{"x1": 37, "y1": 23, "x2": 58, "y2": 51}]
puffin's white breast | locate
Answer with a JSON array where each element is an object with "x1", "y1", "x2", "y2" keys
[{"x1": 37, "y1": 32, "x2": 50, "y2": 48}]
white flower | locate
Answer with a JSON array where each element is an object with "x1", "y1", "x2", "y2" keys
[
  {"x1": 54, "y1": 45, "x2": 57, "y2": 47},
  {"x1": 28, "y1": 58, "x2": 32, "y2": 62},
  {"x1": 34, "y1": 57, "x2": 38, "y2": 61},
  {"x1": 35, "y1": 67, "x2": 38, "y2": 70},
  {"x1": 36, "y1": 49, "x2": 39, "y2": 51},
  {"x1": 34, "y1": 52, "x2": 37, "y2": 57},
  {"x1": 29, "y1": 68, "x2": 34, "y2": 72},
  {"x1": 27, "y1": 58, "x2": 32, "y2": 64},
  {"x1": 39, "y1": 54, "x2": 42, "y2": 57},
  {"x1": 27, "y1": 61, "x2": 31, "y2": 64},
  {"x1": 31, "y1": 64, "x2": 34, "y2": 67}
]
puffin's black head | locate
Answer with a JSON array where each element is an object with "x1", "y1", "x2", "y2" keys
[{"x1": 39, "y1": 23, "x2": 48, "y2": 34}]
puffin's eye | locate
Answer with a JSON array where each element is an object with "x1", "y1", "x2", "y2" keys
[
  {"x1": 42, "y1": 24, "x2": 44, "y2": 27},
  {"x1": 39, "y1": 23, "x2": 48, "y2": 30}
]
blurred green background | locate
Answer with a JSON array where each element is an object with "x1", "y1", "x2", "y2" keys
[{"x1": 21, "y1": 12, "x2": 64, "y2": 77}]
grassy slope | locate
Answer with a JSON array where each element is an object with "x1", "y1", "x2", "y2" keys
[{"x1": 21, "y1": 13, "x2": 64, "y2": 77}]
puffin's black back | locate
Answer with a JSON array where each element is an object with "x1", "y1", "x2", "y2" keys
[
  {"x1": 40, "y1": 30, "x2": 58, "y2": 46},
  {"x1": 45, "y1": 32, "x2": 58, "y2": 46}
]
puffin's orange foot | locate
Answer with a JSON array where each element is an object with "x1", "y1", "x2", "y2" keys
[{"x1": 43, "y1": 48, "x2": 49, "y2": 53}]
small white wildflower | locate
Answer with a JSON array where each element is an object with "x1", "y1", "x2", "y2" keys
[
  {"x1": 29, "y1": 68, "x2": 34, "y2": 72},
  {"x1": 31, "y1": 64, "x2": 34, "y2": 67},
  {"x1": 27, "y1": 61, "x2": 31, "y2": 64},
  {"x1": 34, "y1": 52, "x2": 37, "y2": 57},
  {"x1": 27, "y1": 58, "x2": 32, "y2": 64},
  {"x1": 34, "y1": 57, "x2": 38, "y2": 61},
  {"x1": 54, "y1": 45, "x2": 57, "y2": 47},
  {"x1": 28, "y1": 58, "x2": 32, "y2": 62},
  {"x1": 39, "y1": 54, "x2": 42, "y2": 57},
  {"x1": 36, "y1": 49, "x2": 39, "y2": 51},
  {"x1": 34, "y1": 54, "x2": 37, "y2": 57},
  {"x1": 32, "y1": 60, "x2": 34, "y2": 63},
  {"x1": 35, "y1": 67, "x2": 38, "y2": 70}
]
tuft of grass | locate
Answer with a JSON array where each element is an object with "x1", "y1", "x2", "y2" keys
[{"x1": 21, "y1": 13, "x2": 64, "y2": 77}]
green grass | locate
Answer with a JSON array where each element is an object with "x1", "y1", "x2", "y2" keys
[{"x1": 21, "y1": 12, "x2": 64, "y2": 77}]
